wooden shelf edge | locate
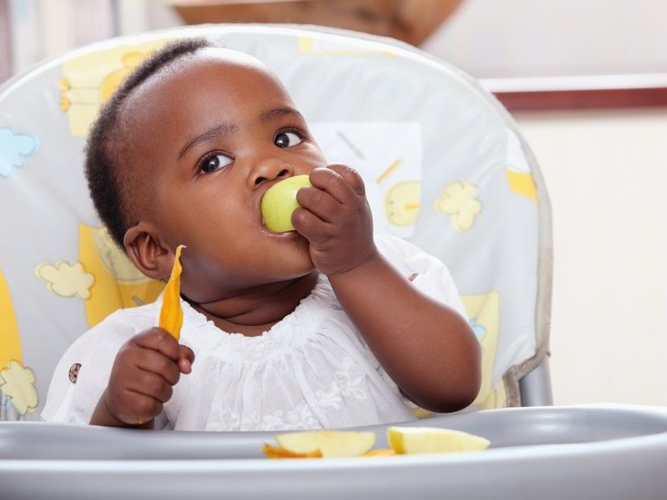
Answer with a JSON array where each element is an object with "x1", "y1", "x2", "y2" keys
[{"x1": 482, "y1": 75, "x2": 667, "y2": 111}]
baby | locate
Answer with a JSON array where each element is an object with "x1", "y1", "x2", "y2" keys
[{"x1": 42, "y1": 38, "x2": 481, "y2": 431}]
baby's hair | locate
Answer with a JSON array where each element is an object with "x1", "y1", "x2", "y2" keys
[{"x1": 84, "y1": 37, "x2": 214, "y2": 250}]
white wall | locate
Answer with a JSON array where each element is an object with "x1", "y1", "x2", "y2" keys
[
  {"x1": 420, "y1": 0, "x2": 667, "y2": 407},
  {"x1": 116, "y1": 0, "x2": 183, "y2": 35},
  {"x1": 514, "y1": 109, "x2": 667, "y2": 406},
  {"x1": 7, "y1": 0, "x2": 115, "y2": 75},
  {"x1": 423, "y1": 0, "x2": 667, "y2": 78},
  {"x1": 4, "y1": 0, "x2": 182, "y2": 78}
]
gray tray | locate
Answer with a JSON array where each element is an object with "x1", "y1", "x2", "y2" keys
[{"x1": 1, "y1": 404, "x2": 666, "y2": 499}]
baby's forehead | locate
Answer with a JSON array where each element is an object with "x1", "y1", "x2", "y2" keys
[
  {"x1": 157, "y1": 47, "x2": 270, "y2": 88},
  {"x1": 118, "y1": 45, "x2": 294, "y2": 156},
  {"x1": 126, "y1": 47, "x2": 282, "y2": 114},
  {"x1": 122, "y1": 47, "x2": 285, "y2": 122}
]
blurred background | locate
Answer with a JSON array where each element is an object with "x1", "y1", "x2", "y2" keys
[{"x1": 1, "y1": 0, "x2": 666, "y2": 408}]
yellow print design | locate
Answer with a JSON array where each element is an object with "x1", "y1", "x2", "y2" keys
[
  {"x1": 384, "y1": 179, "x2": 421, "y2": 227},
  {"x1": 461, "y1": 292, "x2": 500, "y2": 408},
  {"x1": 297, "y1": 37, "x2": 396, "y2": 58},
  {"x1": 434, "y1": 181, "x2": 482, "y2": 231},
  {"x1": 0, "y1": 269, "x2": 38, "y2": 416},
  {"x1": 79, "y1": 224, "x2": 164, "y2": 327},
  {"x1": 35, "y1": 261, "x2": 94, "y2": 299},
  {"x1": 60, "y1": 39, "x2": 169, "y2": 137},
  {"x1": 506, "y1": 130, "x2": 538, "y2": 203}
]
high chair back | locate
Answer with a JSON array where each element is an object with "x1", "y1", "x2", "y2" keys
[{"x1": 0, "y1": 24, "x2": 552, "y2": 421}]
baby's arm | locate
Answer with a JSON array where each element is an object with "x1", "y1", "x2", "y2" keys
[
  {"x1": 328, "y1": 253, "x2": 480, "y2": 412},
  {"x1": 294, "y1": 165, "x2": 481, "y2": 413},
  {"x1": 90, "y1": 328, "x2": 194, "y2": 428}
]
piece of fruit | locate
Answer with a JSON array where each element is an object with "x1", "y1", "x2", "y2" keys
[
  {"x1": 159, "y1": 245, "x2": 185, "y2": 340},
  {"x1": 363, "y1": 448, "x2": 396, "y2": 457},
  {"x1": 262, "y1": 444, "x2": 322, "y2": 459},
  {"x1": 387, "y1": 426, "x2": 490, "y2": 454},
  {"x1": 261, "y1": 175, "x2": 312, "y2": 232},
  {"x1": 274, "y1": 430, "x2": 376, "y2": 458}
]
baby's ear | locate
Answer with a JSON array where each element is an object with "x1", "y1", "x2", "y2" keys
[{"x1": 123, "y1": 223, "x2": 171, "y2": 281}]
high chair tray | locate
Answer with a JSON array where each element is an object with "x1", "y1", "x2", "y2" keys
[{"x1": 1, "y1": 404, "x2": 666, "y2": 500}]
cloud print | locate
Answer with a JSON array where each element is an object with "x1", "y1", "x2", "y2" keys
[
  {"x1": 0, "y1": 360, "x2": 39, "y2": 415},
  {"x1": 35, "y1": 260, "x2": 94, "y2": 299},
  {"x1": 468, "y1": 318, "x2": 487, "y2": 341},
  {"x1": 0, "y1": 127, "x2": 39, "y2": 178},
  {"x1": 434, "y1": 181, "x2": 482, "y2": 232}
]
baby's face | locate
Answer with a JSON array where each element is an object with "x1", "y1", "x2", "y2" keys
[{"x1": 124, "y1": 48, "x2": 327, "y2": 301}]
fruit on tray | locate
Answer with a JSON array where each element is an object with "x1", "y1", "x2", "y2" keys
[
  {"x1": 262, "y1": 427, "x2": 490, "y2": 459},
  {"x1": 387, "y1": 426, "x2": 490, "y2": 454},
  {"x1": 159, "y1": 244, "x2": 185, "y2": 340},
  {"x1": 261, "y1": 175, "x2": 312, "y2": 232},
  {"x1": 363, "y1": 448, "x2": 396, "y2": 457},
  {"x1": 262, "y1": 444, "x2": 323, "y2": 459},
  {"x1": 263, "y1": 430, "x2": 376, "y2": 458}
]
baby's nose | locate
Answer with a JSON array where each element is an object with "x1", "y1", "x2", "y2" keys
[{"x1": 250, "y1": 158, "x2": 293, "y2": 187}]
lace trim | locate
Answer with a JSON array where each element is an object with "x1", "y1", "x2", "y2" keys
[
  {"x1": 206, "y1": 357, "x2": 368, "y2": 431},
  {"x1": 172, "y1": 274, "x2": 340, "y2": 362}
]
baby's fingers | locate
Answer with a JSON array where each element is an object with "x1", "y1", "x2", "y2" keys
[
  {"x1": 122, "y1": 391, "x2": 164, "y2": 421},
  {"x1": 292, "y1": 207, "x2": 332, "y2": 243},
  {"x1": 129, "y1": 348, "x2": 180, "y2": 386},
  {"x1": 178, "y1": 345, "x2": 195, "y2": 374},
  {"x1": 129, "y1": 365, "x2": 174, "y2": 404},
  {"x1": 133, "y1": 327, "x2": 180, "y2": 361},
  {"x1": 309, "y1": 167, "x2": 357, "y2": 204},
  {"x1": 295, "y1": 186, "x2": 339, "y2": 223},
  {"x1": 326, "y1": 164, "x2": 366, "y2": 196}
]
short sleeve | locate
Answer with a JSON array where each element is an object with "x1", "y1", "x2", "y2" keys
[
  {"x1": 40, "y1": 307, "x2": 158, "y2": 426},
  {"x1": 374, "y1": 233, "x2": 467, "y2": 319}
]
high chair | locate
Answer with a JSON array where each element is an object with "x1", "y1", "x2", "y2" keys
[
  {"x1": 1, "y1": 24, "x2": 665, "y2": 500},
  {"x1": 0, "y1": 23, "x2": 551, "y2": 421}
]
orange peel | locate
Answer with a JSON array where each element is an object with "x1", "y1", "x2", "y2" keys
[
  {"x1": 262, "y1": 444, "x2": 323, "y2": 459},
  {"x1": 159, "y1": 245, "x2": 185, "y2": 340}
]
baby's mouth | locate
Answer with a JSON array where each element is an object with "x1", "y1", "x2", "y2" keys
[{"x1": 259, "y1": 175, "x2": 312, "y2": 234}]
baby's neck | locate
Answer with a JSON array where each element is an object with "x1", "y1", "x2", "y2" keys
[{"x1": 187, "y1": 271, "x2": 320, "y2": 337}]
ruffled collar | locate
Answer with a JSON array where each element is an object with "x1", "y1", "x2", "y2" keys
[{"x1": 163, "y1": 273, "x2": 340, "y2": 362}]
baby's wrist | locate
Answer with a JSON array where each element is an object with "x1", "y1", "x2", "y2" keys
[
  {"x1": 326, "y1": 249, "x2": 381, "y2": 283},
  {"x1": 102, "y1": 391, "x2": 132, "y2": 426},
  {"x1": 90, "y1": 389, "x2": 124, "y2": 427}
]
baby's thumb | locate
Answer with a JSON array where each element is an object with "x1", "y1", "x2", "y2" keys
[{"x1": 177, "y1": 345, "x2": 195, "y2": 374}]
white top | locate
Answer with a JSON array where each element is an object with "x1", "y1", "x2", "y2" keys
[{"x1": 41, "y1": 234, "x2": 466, "y2": 431}]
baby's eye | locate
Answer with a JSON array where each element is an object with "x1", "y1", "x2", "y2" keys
[
  {"x1": 200, "y1": 154, "x2": 232, "y2": 174},
  {"x1": 274, "y1": 131, "x2": 303, "y2": 148}
]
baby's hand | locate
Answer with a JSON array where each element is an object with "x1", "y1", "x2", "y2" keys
[
  {"x1": 293, "y1": 164, "x2": 377, "y2": 276},
  {"x1": 102, "y1": 327, "x2": 194, "y2": 426}
]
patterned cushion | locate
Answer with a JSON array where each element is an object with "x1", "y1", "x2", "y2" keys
[{"x1": 0, "y1": 24, "x2": 551, "y2": 420}]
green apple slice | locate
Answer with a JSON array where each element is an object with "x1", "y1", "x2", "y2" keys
[
  {"x1": 388, "y1": 426, "x2": 490, "y2": 454},
  {"x1": 275, "y1": 430, "x2": 376, "y2": 458},
  {"x1": 261, "y1": 175, "x2": 312, "y2": 232}
]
